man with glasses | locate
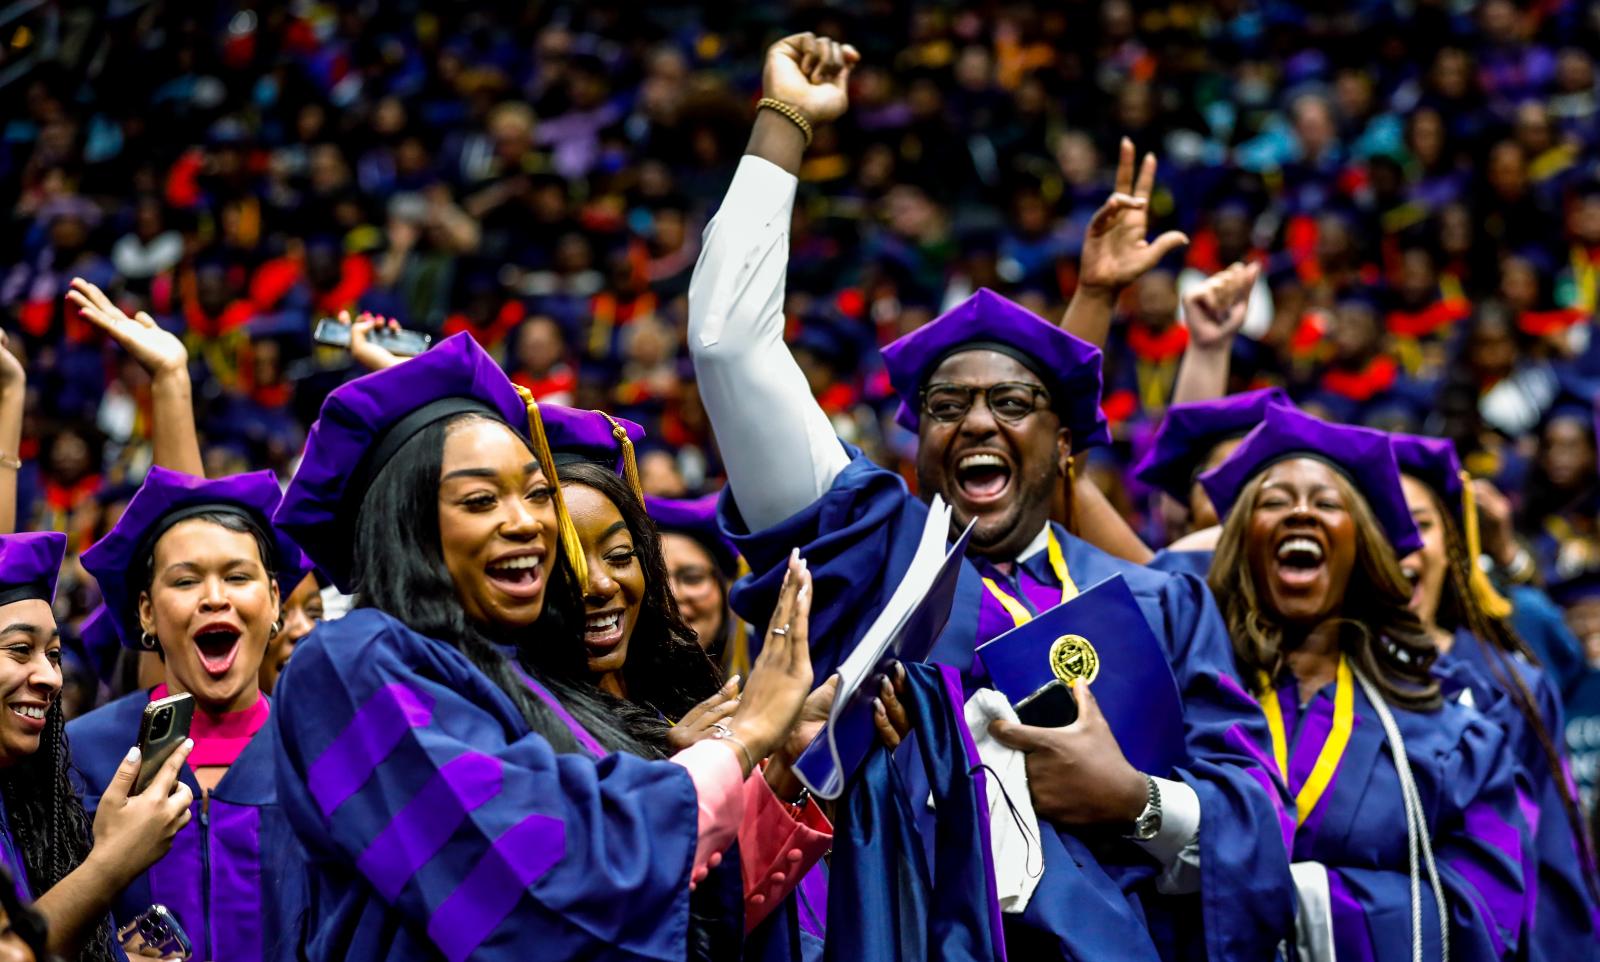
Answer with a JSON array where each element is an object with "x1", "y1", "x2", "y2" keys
[{"x1": 688, "y1": 33, "x2": 1293, "y2": 960}]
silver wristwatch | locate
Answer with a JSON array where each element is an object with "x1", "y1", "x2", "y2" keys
[{"x1": 1127, "y1": 775, "x2": 1162, "y2": 841}]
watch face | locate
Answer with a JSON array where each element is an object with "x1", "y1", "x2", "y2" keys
[{"x1": 1134, "y1": 811, "x2": 1161, "y2": 840}]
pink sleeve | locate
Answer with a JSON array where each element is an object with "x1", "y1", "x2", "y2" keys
[
  {"x1": 738, "y1": 773, "x2": 834, "y2": 933},
  {"x1": 669, "y1": 739, "x2": 748, "y2": 889}
]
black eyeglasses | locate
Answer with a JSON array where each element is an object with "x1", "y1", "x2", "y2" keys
[{"x1": 919, "y1": 382, "x2": 1051, "y2": 424}]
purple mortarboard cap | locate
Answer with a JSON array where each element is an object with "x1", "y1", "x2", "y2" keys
[
  {"x1": 1134, "y1": 387, "x2": 1293, "y2": 501},
  {"x1": 275, "y1": 333, "x2": 534, "y2": 593},
  {"x1": 544, "y1": 405, "x2": 645, "y2": 472},
  {"x1": 0, "y1": 532, "x2": 67, "y2": 608},
  {"x1": 646, "y1": 493, "x2": 740, "y2": 576},
  {"x1": 83, "y1": 467, "x2": 310, "y2": 648},
  {"x1": 880, "y1": 288, "x2": 1111, "y2": 452},
  {"x1": 1390, "y1": 433, "x2": 1464, "y2": 513},
  {"x1": 1199, "y1": 406, "x2": 1422, "y2": 555}
]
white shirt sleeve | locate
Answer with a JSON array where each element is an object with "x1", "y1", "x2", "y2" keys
[
  {"x1": 687, "y1": 155, "x2": 851, "y2": 534},
  {"x1": 1133, "y1": 776, "x2": 1203, "y2": 894}
]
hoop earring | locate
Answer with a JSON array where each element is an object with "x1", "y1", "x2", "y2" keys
[
  {"x1": 139, "y1": 631, "x2": 158, "y2": 651},
  {"x1": 271, "y1": 619, "x2": 284, "y2": 637}
]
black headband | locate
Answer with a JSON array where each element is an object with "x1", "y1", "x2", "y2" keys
[
  {"x1": 350, "y1": 397, "x2": 502, "y2": 501},
  {"x1": 136, "y1": 502, "x2": 274, "y2": 573},
  {"x1": 1248, "y1": 451, "x2": 1363, "y2": 496},
  {"x1": 924, "y1": 340, "x2": 1057, "y2": 396},
  {"x1": 0, "y1": 580, "x2": 53, "y2": 608}
]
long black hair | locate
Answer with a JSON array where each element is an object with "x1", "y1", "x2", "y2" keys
[
  {"x1": 350, "y1": 414, "x2": 667, "y2": 757},
  {"x1": 1, "y1": 702, "x2": 114, "y2": 962},
  {"x1": 556, "y1": 461, "x2": 721, "y2": 721}
]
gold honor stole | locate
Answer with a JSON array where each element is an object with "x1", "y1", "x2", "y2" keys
[
  {"x1": 1258, "y1": 655, "x2": 1355, "y2": 827},
  {"x1": 980, "y1": 528, "x2": 1079, "y2": 628}
]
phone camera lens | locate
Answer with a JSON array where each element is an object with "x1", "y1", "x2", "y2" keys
[{"x1": 150, "y1": 708, "x2": 172, "y2": 741}]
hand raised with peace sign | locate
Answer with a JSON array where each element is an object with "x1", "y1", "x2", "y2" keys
[{"x1": 1078, "y1": 139, "x2": 1190, "y2": 293}]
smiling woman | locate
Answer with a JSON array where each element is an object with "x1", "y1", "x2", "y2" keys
[
  {"x1": 268, "y1": 333, "x2": 823, "y2": 959},
  {"x1": 69, "y1": 467, "x2": 312, "y2": 962},
  {"x1": 1201, "y1": 405, "x2": 1534, "y2": 962},
  {"x1": 0, "y1": 532, "x2": 192, "y2": 962}
]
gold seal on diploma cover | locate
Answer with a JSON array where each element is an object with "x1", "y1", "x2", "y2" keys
[{"x1": 1049, "y1": 634, "x2": 1099, "y2": 685}]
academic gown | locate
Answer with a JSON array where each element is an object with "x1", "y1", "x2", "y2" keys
[
  {"x1": 0, "y1": 795, "x2": 30, "y2": 903},
  {"x1": 1147, "y1": 548, "x2": 1214, "y2": 580},
  {"x1": 1261, "y1": 667, "x2": 1530, "y2": 961},
  {"x1": 68, "y1": 689, "x2": 306, "y2": 962},
  {"x1": 270, "y1": 608, "x2": 706, "y2": 962},
  {"x1": 1438, "y1": 632, "x2": 1600, "y2": 960},
  {"x1": 720, "y1": 448, "x2": 1294, "y2": 961}
]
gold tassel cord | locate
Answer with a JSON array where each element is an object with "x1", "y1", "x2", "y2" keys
[
  {"x1": 515, "y1": 385, "x2": 589, "y2": 589},
  {"x1": 1459, "y1": 469, "x2": 1514, "y2": 620},
  {"x1": 596, "y1": 411, "x2": 644, "y2": 503}
]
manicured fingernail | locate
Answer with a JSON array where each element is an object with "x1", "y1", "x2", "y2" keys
[
  {"x1": 880, "y1": 677, "x2": 892, "y2": 696},
  {"x1": 874, "y1": 698, "x2": 885, "y2": 715},
  {"x1": 727, "y1": 674, "x2": 741, "y2": 689},
  {"x1": 125, "y1": 746, "x2": 140, "y2": 763}
]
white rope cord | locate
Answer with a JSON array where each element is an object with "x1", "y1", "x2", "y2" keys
[{"x1": 1354, "y1": 665, "x2": 1450, "y2": 962}]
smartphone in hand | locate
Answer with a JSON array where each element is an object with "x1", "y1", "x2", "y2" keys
[
  {"x1": 119, "y1": 904, "x2": 194, "y2": 960},
  {"x1": 1014, "y1": 680, "x2": 1079, "y2": 729},
  {"x1": 135, "y1": 692, "x2": 194, "y2": 795},
  {"x1": 312, "y1": 317, "x2": 433, "y2": 357}
]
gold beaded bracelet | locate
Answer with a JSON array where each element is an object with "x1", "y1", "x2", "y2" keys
[{"x1": 756, "y1": 97, "x2": 814, "y2": 147}]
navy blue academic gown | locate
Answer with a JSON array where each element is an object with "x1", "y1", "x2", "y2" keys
[
  {"x1": 270, "y1": 609, "x2": 704, "y2": 962},
  {"x1": 721, "y1": 449, "x2": 1294, "y2": 961},
  {"x1": 1438, "y1": 632, "x2": 1600, "y2": 961},
  {"x1": 1261, "y1": 668, "x2": 1530, "y2": 961},
  {"x1": 1146, "y1": 548, "x2": 1214, "y2": 581},
  {"x1": 69, "y1": 690, "x2": 305, "y2": 962}
]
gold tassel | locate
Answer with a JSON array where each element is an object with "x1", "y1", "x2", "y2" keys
[
  {"x1": 596, "y1": 411, "x2": 643, "y2": 503},
  {"x1": 514, "y1": 385, "x2": 589, "y2": 589},
  {"x1": 1459, "y1": 469, "x2": 1514, "y2": 620},
  {"x1": 725, "y1": 556, "x2": 753, "y2": 680}
]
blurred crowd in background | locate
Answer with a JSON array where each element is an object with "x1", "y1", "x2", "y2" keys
[{"x1": 8, "y1": 0, "x2": 1600, "y2": 788}]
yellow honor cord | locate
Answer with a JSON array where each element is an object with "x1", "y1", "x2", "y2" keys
[
  {"x1": 514, "y1": 385, "x2": 589, "y2": 589},
  {"x1": 1258, "y1": 655, "x2": 1355, "y2": 826},
  {"x1": 596, "y1": 411, "x2": 644, "y2": 503},
  {"x1": 980, "y1": 528, "x2": 1079, "y2": 628},
  {"x1": 1458, "y1": 469, "x2": 1514, "y2": 620}
]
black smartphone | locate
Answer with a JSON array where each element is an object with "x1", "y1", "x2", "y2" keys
[
  {"x1": 118, "y1": 904, "x2": 194, "y2": 960},
  {"x1": 1014, "y1": 680, "x2": 1079, "y2": 728},
  {"x1": 135, "y1": 692, "x2": 195, "y2": 794},
  {"x1": 312, "y1": 317, "x2": 433, "y2": 357}
]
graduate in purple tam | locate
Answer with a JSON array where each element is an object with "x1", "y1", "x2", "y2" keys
[
  {"x1": 0, "y1": 531, "x2": 201, "y2": 962},
  {"x1": 1390, "y1": 432, "x2": 1600, "y2": 961},
  {"x1": 647, "y1": 493, "x2": 750, "y2": 674},
  {"x1": 69, "y1": 467, "x2": 311, "y2": 962},
  {"x1": 269, "y1": 332, "x2": 820, "y2": 961},
  {"x1": 1200, "y1": 406, "x2": 1531, "y2": 962},
  {"x1": 1134, "y1": 387, "x2": 1293, "y2": 576},
  {"x1": 692, "y1": 78, "x2": 1295, "y2": 955}
]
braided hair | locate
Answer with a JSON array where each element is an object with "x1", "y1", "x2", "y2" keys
[
  {"x1": 1426, "y1": 485, "x2": 1600, "y2": 896},
  {"x1": 0, "y1": 700, "x2": 115, "y2": 962}
]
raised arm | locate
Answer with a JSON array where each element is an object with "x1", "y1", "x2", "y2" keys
[
  {"x1": 1171, "y1": 262, "x2": 1258, "y2": 405},
  {"x1": 1060, "y1": 139, "x2": 1189, "y2": 348},
  {"x1": 67, "y1": 278, "x2": 204, "y2": 477},
  {"x1": 0, "y1": 332, "x2": 25, "y2": 533},
  {"x1": 688, "y1": 34, "x2": 855, "y2": 533}
]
